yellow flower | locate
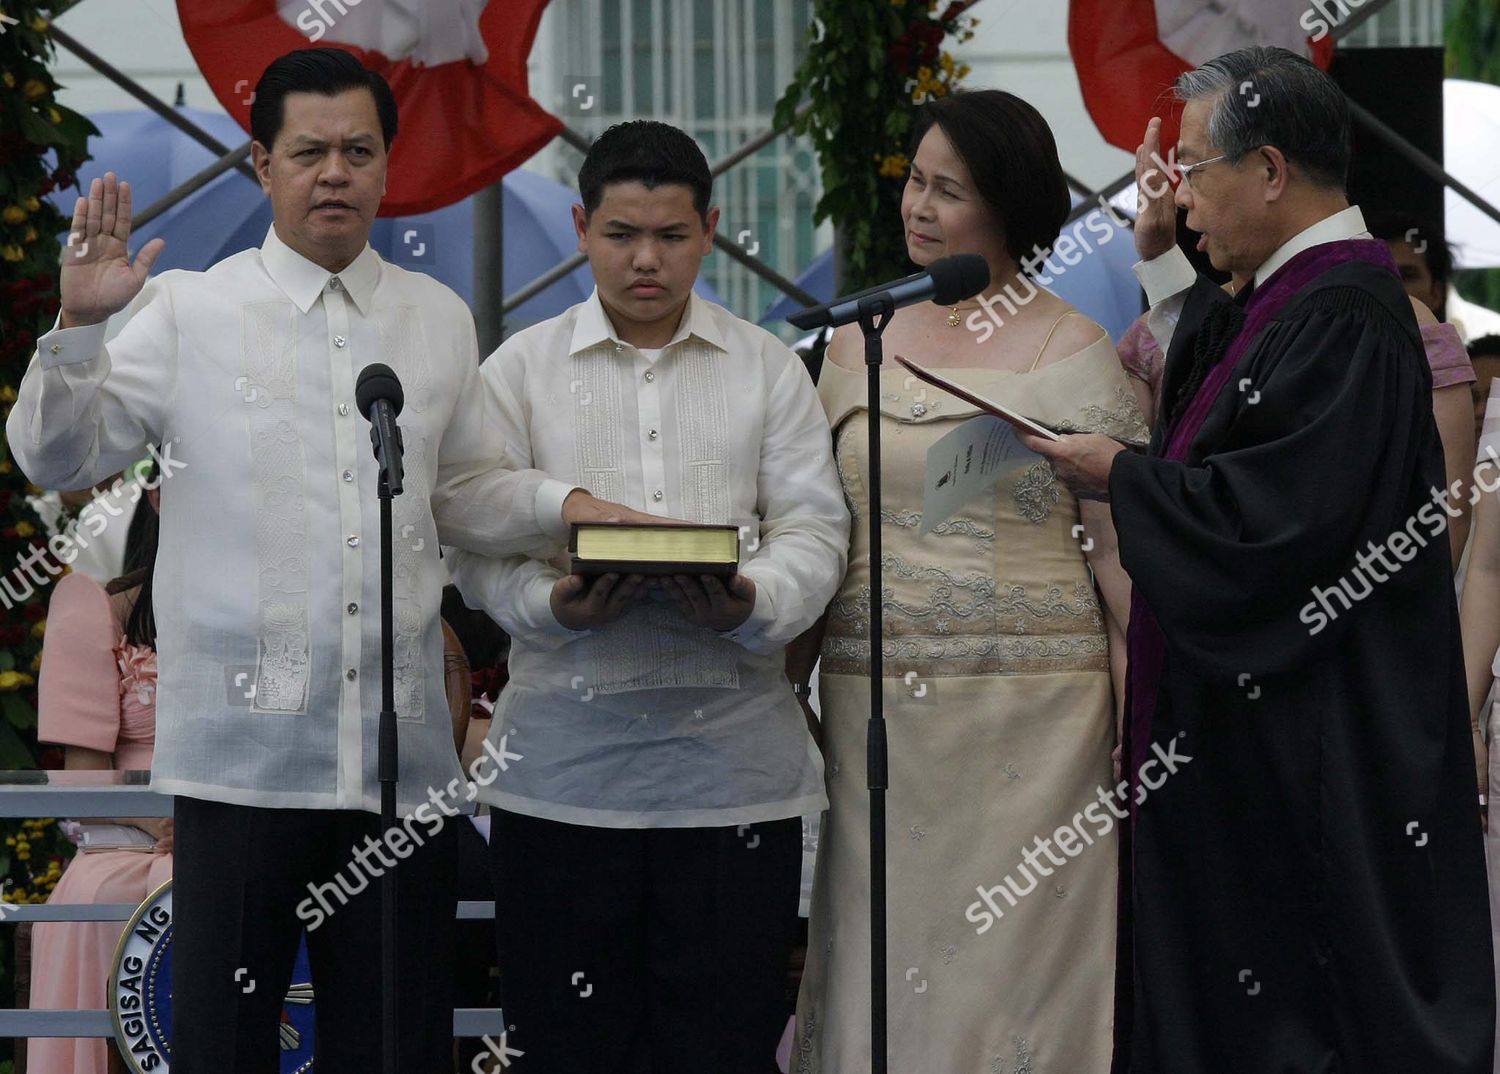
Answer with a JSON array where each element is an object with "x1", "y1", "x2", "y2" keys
[
  {"x1": 30, "y1": 654, "x2": 42, "y2": 673},
  {"x1": 1, "y1": 72, "x2": 14, "y2": 88},
  {"x1": 1, "y1": 206, "x2": 26, "y2": 225},
  {"x1": 17, "y1": 849, "x2": 31, "y2": 861},
  {"x1": 23, "y1": 196, "x2": 39, "y2": 211},
  {"x1": 0, "y1": 245, "x2": 23, "y2": 263},
  {"x1": 31, "y1": 620, "x2": 46, "y2": 640},
  {"x1": 1, "y1": 386, "x2": 17, "y2": 403},
  {"x1": 30, "y1": 14, "x2": 48, "y2": 30},
  {"x1": 0, "y1": 459, "x2": 12, "y2": 473},
  {"x1": 15, "y1": 520, "x2": 34, "y2": 538},
  {"x1": 4, "y1": 836, "x2": 14, "y2": 847},
  {"x1": 0, "y1": 671, "x2": 22, "y2": 691},
  {"x1": 22, "y1": 78, "x2": 47, "y2": 101},
  {"x1": 22, "y1": 227, "x2": 37, "y2": 243},
  {"x1": 48, "y1": 107, "x2": 60, "y2": 124}
]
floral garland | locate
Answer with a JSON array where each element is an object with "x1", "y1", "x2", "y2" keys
[
  {"x1": 0, "y1": 0, "x2": 96, "y2": 945},
  {"x1": 774, "y1": 0, "x2": 977, "y2": 291}
]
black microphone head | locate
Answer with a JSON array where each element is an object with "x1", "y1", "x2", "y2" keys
[
  {"x1": 355, "y1": 363, "x2": 403, "y2": 419},
  {"x1": 927, "y1": 253, "x2": 990, "y2": 306}
]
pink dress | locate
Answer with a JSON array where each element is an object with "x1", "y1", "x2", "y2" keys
[{"x1": 28, "y1": 572, "x2": 170, "y2": 1074}]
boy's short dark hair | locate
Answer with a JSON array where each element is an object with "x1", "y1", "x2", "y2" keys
[
  {"x1": 250, "y1": 48, "x2": 398, "y2": 151},
  {"x1": 577, "y1": 121, "x2": 712, "y2": 221}
]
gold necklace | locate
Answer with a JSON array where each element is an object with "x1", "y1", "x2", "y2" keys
[{"x1": 947, "y1": 303, "x2": 980, "y2": 327}]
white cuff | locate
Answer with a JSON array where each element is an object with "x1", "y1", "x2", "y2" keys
[
  {"x1": 37, "y1": 319, "x2": 109, "y2": 371},
  {"x1": 526, "y1": 571, "x2": 592, "y2": 643},
  {"x1": 1133, "y1": 247, "x2": 1197, "y2": 309},
  {"x1": 535, "y1": 479, "x2": 581, "y2": 541},
  {"x1": 719, "y1": 570, "x2": 777, "y2": 651}
]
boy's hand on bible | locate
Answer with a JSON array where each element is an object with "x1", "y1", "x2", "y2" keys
[
  {"x1": 661, "y1": 574, "x2": 755, "y2": 633},
  {"x1": 550, "y1": 572, "x2": 646, "y2": 631}
]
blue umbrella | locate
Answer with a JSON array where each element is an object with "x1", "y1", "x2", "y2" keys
[
  {"x1": 53, "y1": 108, "x2": 725, "y2": 331},
  {"x1": 761, "y1": 193, "x2": 1143, "y2": 341}
]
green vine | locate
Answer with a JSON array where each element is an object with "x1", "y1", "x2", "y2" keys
[
  {"x1": 774, "y1": 0, "x2": 977, "y2": 292},
  {"x1": 0, "y1": 0, "x2": 97, "y2": 1005},
  {"x1": 1447, "y1": 0, "x2": 1500, "y2": 313}
]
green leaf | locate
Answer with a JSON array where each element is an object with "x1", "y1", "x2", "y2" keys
[
  {"x1": 1, "y1": 693, "x2": 36, "y2": 730},
  {"x1": 0, "y1": 721, "x2": 36, "y2": 769}
]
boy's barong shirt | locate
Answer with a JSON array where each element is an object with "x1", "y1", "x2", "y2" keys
[
  {"x1": 7, "y1": 226, "x2": 577, "y2": 812},
  {"x1": 447, "y1": 290, "x2": 850, "y2": 828}
]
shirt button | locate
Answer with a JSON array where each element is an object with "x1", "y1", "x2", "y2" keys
[
  {"x1": 347, "y1": 602, "x2": 359, "y2": 615},
  {"x1": 653, "y1": 489, "x2": 664, "y2": 502},
  {"x1": 648, "y1": 429, "x2": 659, "y2": 441},
  {"x1": 338, "y1": 403, "x2": 350, "y2": 416},
  {"x1": 346, "y1": 668, "x2": 357, "y2": 681},
  {"x1": 330, "y1": 276, "x2": 342, "y2": 291},
  {"x1": 333, "y1": 335, "x2": 347, "y2": 348},
  {"x1": 644, "y1": 370, "x2": 655, "y2": 382},
  {"x1": 347, "y1": 535, "x2": 360, "y2": 548},
  {"x1": 49, "y1": 344, "x2": 60, "y2": 355},
  {"x1": 342, "y1": 469, "x2": 354, "y2": 482}
]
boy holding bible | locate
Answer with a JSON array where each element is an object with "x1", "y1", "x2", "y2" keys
[{"x1": 445, "y1": 120, "x2": 848, "y2": 1072}]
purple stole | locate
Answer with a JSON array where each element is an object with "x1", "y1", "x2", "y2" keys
[{"x1": 1123, "y1": 238, "x2": 1399, "y2": 803}]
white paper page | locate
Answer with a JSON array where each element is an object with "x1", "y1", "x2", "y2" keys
[{"x1": 920, "y1": 415, "x2": 1042, "y2": 534}]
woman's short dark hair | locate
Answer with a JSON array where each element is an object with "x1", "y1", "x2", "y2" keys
[
  {"x1": 909, "y1": 90, "x2": 1070, "y2": 271},
  {"x1": 577, "y1": 120, "x2": 713, "y2": 222},
  {"x1": 250, "y1": 48, "x2": 398, "y2": 150}
]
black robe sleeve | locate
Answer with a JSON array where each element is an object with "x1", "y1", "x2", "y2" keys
[{"x1": 1108, "y1": 280, "x2": 1435, "y2": 679}]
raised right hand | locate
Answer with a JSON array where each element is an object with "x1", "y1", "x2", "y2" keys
[
  {"x1": 1134, "y1": 118, "x2": 1178, "y2": 263},
  {"x1": 59, "y1": 172, "x2": 166, "y2": 329}
]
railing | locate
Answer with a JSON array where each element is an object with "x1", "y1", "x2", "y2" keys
[{"x1": 0, "y1": 770, "x2": 506, "y2": 1039}]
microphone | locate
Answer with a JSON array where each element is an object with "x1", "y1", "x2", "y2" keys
[
  {"x1": 786, "y1": 253, "x2": 990, "y2": 330},
  {"x1": 356, "y1": 363, "x2": 405, "y2": 495}
]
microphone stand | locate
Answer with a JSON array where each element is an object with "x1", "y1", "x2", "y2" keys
[
  {"x1": 374, "y1": 427, "x2": 404, "y2": 1074},
  {"x1": 858, "y1": 292, "x2": 896, "y2": 1074}
]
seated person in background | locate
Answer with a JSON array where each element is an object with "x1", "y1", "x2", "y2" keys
[
  {"x1": 1470, "y1": 335, "x2": 1500, "y2": 446},
  {"x1": 446, "y1": 119, "x2": 849, "y2": 1073},
  {"x1": 29, "y1": 466, "x2": 165, "y2": 1074},
  {"x1": 1364, "y1": 210, "x2": 1500, "y2": 344}
]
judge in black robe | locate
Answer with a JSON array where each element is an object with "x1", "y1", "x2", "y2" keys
[{"x1": 1024, "y1": 45, "x2": 1493, "y2": 1074}]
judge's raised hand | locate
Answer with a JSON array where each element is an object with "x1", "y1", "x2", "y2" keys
[
  {"x1": 562, "y1": 489, "x2": 665, "y2": 527},
  {"x1": 1018, "y1": 431, "x2": 1125, "y2": 498},
  {"x1": 60, "y1": 173, "x2": 166, "y2": 329},
  {"x1": 1135, "y1": 118, "x2": 1178, "y2": 263},
  {"x1": 661, "y1": 573, "x2": 756, "y2": 633},
  {"x1": 550, "y1": 572, "x2": 646, "y2": 631}
]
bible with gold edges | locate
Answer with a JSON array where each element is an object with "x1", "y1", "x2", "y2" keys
[{"x1": 569, "y1": 522, "x2": 740, "y2": 577}]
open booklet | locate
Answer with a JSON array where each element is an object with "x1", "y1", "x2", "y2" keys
[
  {"x1": 894, "y1": 354, "x2": 1063, "y2": 441},
  {"x1": 894, "y1": 354, "x2": 1147, "y2": 450}
]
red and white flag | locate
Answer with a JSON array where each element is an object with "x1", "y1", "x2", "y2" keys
[
  {"x1": 1069, "y1": 0, "x2": 1335, "y2": 155},
  {"x1": 177, "y1": 0, "x2": 561, "y2": 215}
]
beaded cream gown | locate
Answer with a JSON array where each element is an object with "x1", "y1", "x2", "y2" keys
[{"x1": 794, "y1": 334, "x2": 1148, "y2": 1073}]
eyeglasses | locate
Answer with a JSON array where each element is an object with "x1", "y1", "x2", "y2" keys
[{"x1": 1177, "y1": 154, "x2": 1233, "y2": 188}]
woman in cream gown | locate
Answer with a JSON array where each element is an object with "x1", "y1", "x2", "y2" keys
[{"x1": 791, "y1": 90, "x2": 1147, "y2": 1073}]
